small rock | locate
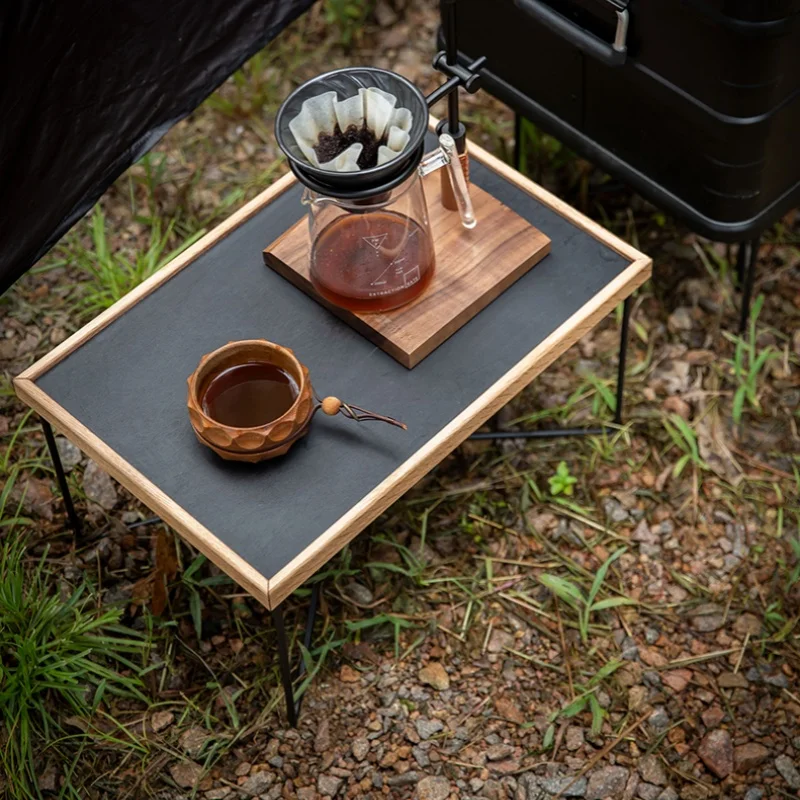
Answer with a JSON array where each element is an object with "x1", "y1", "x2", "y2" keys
[
  {"x1": 352, "y1": 738, "x2": 369, "y2": 761},
  {"x1": 662, "y1": 669, "x2": 692, "y2": 693},
  {"x1": 743, "y1": 788, "x2": 763, "y2": 800},
  {"x1": 235, "y1": 763, "x2": 252, "y2": 777},
  {"x1": 495, "y1": 696, "x2": 525, "y2": 724},
  {"x1": 640, "y1": 647, "x2": 668, "y2": 668},
  {"x1": 701, "y1": 706, "x2": 725, "y2": 729},
  {"x1": 385, "y1": 772, "x2": 419, "y2": 787},
  {"x1": 205, "y1": 788, "x2": 231, "y2": 799},
  {"x1": 645, "y1": 627, "x2": 660, "y2": 645},
  {"x1": 55, "y1": 437, "x2": 82, "y2": 471},
  {"x1": 83, "y1": 460, "x2": 118, "y2": 510},
  {"x1": 689, "y1": 603, "x2": 726, "y2": 632},
  {"x1": 668, "y1": 307, "x2": 693, "y2": 332},
  {"x1": 734, "y1": 743, "x2": 769, "y2": 773},
  {"x1": 344, "y1": 582, "x2": 373, "y2": 605},
  {"x1": 487, "y1": 628, "x2": 515, "y2": 654},
  {"x1": 638, "y1": 755, "x2": 667, "y2": 786},
  {"x1": 764, "y1": 672, "x2": 789, "y2": 689},
  {"x1": 418, "y1": 662, "x2": 450, "y2": 691},
  {"x1": 317, "y1": 774, "x2": 343, "y2": 797},
  {"x1": 151, "y1": 710, "x2": 175, "y2": 732},
  {"x1": 415, "y1": 718, "x2": 444, "y2": 740},
  {"x1": 775, "y1": 755, "x2": 800, "y2": 789},
  {"x1": 734, "y1": 613, "x2": 762, "y2": 637},
  {"x1": 539, "y1": 776, "x2": 588, "y2": 797},
  {"x1": 657, "y1": 790, "x2": 678, "y2": 800},
  {"x1": 241, "y1": 772, "x2": 274, "y2": 797},
  {"x1": 417, "y1": 776, "x2": 450, "y2": 800},
  {"x1": 565, "y1": 727, "x2": 585, "y2": 752},
  {"x1": 38, "y1": 763, "x2": 59, "y2": 792},
  {"x1": 682, "y1": 787, "x2": 713, "y2": 800},
  {"x1": 487, "y1": 744, "x2": 514, "y2": 761},
  {"x1": 718, "y1": 671, "x2": 748, "y2": 689},
  {"x1": 637, "y1": 784, "x2": 661, "y2": 800},
  {"x1": 587, "y1": 766, "x2": 630, "y2": 800},
  {"x1": 649, "y1": 707, "x2": 670, "y2": 731},
  {"x1": 179, "y1": 727, "x2": 210, "y2": 757},
  {"x1": 412, "y1": 746, "x2": 430, "y2": 768},
  {"x1": 314, "y1": 719, "x2": 331, "y2": 754},
  {"x1": 632, "y1": 519, "x2": 658, "y2": 545},
  {"x1": 629, "y1": 686, "x2": 648, "y2": 712},
  {"x1": 698, "y1": 729, "x2": 734, "y2": 778},
  {"x1": 339, "y1": 665, "x2": 360, "y2": 683},
  {"x1": 170, "y1": 761, "x2": 203, "y2": 789}
]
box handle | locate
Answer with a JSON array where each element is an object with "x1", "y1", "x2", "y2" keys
[{"x1": 514, "y1": 0, "x2": 629, "y2": 67}]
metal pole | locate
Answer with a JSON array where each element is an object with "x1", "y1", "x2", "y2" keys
[
  {"x1": 514, "y1": 112, "x2": 523, "y2": 172},
  {"x1": 41, "y1": 420, "x2": 82, "y2": 537},
  {"x1": 441, "y1": 0, "x2": 462, "y2": 148},
  {"x1": 613, "y1": 296, "x2": 632, "y2": 425},
  {"x1": 271, "y1": 605, "x2": 298, "y2": 728}
]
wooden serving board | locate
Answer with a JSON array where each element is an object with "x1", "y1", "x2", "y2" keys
[{"x1": 263, "y1": 173, "x2": 550, "y2": 368}]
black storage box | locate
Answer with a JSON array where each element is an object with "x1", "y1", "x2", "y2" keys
[{"x1": 454, "y1": 0, "x2": 800, "y2": 241}]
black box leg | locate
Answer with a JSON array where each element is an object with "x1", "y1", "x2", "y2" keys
[
  {"x1": 738, "y1": 236, "x2": 761, "y2": 334},
  {"x1": 41, "y1": 419, "x2": 82, "y2": 537}
]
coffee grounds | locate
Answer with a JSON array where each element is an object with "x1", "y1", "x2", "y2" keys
[{"x1": 314, "y1": 123, "x2": 385, "y2": 170}]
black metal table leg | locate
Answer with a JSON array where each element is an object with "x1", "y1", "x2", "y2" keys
[
  {"x1": 271, "y1": 604, "x2": 299, "y2": 728},
  {"x1": 738, "y1": 236, "x2": 761, "y2": 334},
  {"x1": 470, "y1": 295, "x2": 633, "y2": 441},
  {"x1": 270, "y1": 582, "x2": 321, "y2": 726},
  {"x1": 41, "y1": 419, "x2": 82, "y2": 537},
  {"x1": 613, "y1": 294, "x2": 632, "y2": 425}
]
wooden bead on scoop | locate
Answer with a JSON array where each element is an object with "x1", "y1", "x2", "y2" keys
[{"x1": 321, "y1": 397, "x2": 342, "y2": 416}]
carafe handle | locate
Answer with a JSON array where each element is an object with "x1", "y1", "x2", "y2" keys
[{"x1": 419, "y1": 134, "x2": 477, "y2": 230}]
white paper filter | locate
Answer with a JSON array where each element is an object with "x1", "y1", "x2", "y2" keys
[{"x1": 288, "y1": 87, "x2": 413, "y2": 173}]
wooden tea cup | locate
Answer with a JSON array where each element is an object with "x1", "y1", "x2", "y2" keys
[{"x1": 187, "y1": 340, "x2": 314, "y2": 463}]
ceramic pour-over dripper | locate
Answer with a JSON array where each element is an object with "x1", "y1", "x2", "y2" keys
[
  {"x1": 187, "y1": 340, "x2": 405, "y2": 463},
  {"x1": 288, "y1": 87, "x2": 414, "y2": 172}
]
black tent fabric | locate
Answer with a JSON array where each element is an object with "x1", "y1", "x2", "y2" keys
[{"x1": 0, "y1": 0, "x2": 316, "y2": 296}]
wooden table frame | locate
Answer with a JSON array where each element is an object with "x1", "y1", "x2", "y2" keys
[{"x1": 15, "y1": 138, "x2": 651, "y2": 724}]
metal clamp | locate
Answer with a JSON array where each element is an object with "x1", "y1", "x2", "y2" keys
[{"x1": 514, "y1": 0, "x2": 629, "y2": 67}]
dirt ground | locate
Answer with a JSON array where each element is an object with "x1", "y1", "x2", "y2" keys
[{"x1": 1, "y1": 2, "x2": 799, "y2": 799}]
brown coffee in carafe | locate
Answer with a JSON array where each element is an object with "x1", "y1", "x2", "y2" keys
[
  {"x1": 201, "y1": 362, "x2": 298, "y2": 428},
  {"x1": 310, "y1": 210, "x2": 435, "y2": 313}
]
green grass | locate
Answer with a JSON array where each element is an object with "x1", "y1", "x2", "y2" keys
[
  {"x1": 538, "y1": 548, "x2": 636, "y2": 643},
  {"x1": 0, "y1": 535, "x2": 148, "y2": 799},
  {"x1": 722, "y1": 295, "x2": 778, "y2": 424},
  {"x1": 67, "y1": 207, "x2": 204, "y2": 317}
]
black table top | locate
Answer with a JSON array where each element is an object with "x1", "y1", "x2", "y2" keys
[{"x1": 33, "y1": 146, "x2": 639, "y2": 607}]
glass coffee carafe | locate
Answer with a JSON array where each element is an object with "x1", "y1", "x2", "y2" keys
[
  {"x1": 302, "y1": 134, "x2": 474, "y2": 313},
  {"x1": 275, "y1": 67, "x2": 477, "y2": 314}
]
